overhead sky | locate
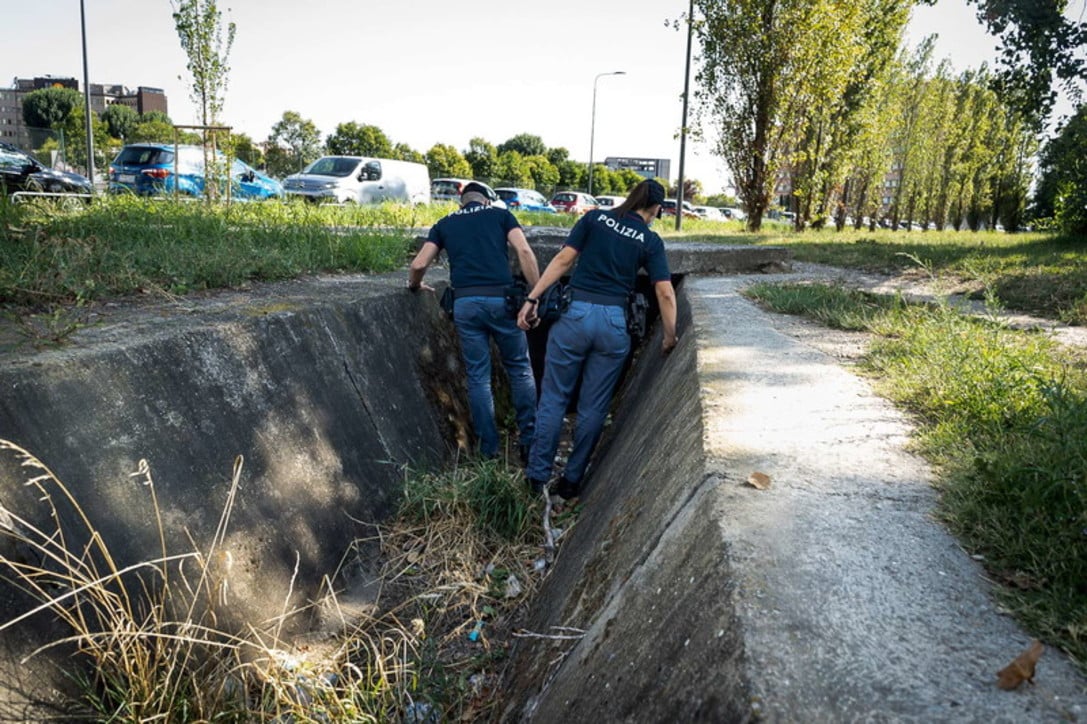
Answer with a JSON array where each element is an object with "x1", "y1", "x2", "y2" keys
[{"x1": 3, "y1": 0, "x2": 1081, "y2": 193}]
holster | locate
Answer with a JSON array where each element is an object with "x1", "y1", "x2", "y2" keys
[
  {"x1": 439, "y1": 286, "x2": 455, "y2": 320},
  {"x1": 505, "y1": 280, "x2": 528, "y2": 318},
  {"x1": 626, "y1": 291, "x2": 649, "y2": 338}
]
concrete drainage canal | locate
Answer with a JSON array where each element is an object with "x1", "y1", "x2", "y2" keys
[{"x1": 0, "y1": 239, "x2": 786, "y2": 721}]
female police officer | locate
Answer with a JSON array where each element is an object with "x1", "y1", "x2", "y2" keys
[
  {"x1": 517, "y1": 178, "x2": 677, "y2": 498},
  {"x1": 408, "y1": 182, "x2": 541, "y2": 461}
]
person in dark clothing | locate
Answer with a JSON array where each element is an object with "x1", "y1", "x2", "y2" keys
[
  {"x1": 517, "y1": 179, "x2": 677, "y2": 498},
  {"x1": 408, "y1": 182, "x2": 541, "y2": 460}
]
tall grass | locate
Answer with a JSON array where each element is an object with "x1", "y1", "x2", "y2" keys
[
  {"x1": 0, "y1": 441, "x2": 550, "y2": 720},
  {"x1": 0, "y1": 196, "x2": 420, "y2": 307},
  {"x1": 746, "y1": 282, "x2": 1087, "y2": 669}
]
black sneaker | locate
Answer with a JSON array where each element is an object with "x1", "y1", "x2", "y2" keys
[
  {"x1": 554, "y1": 476, "x2": 580, "y2": 500},
  {"x1": 526, "y1": 477, "x2": 548, "y2": 494}
]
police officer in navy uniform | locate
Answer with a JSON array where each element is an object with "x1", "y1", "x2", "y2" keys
[
  {"x1": 517, "y1": 178, "x2": 677, "y2": 498},
  {"x1": 408, "y1": 182, "x2": 541, "y2": 461}
]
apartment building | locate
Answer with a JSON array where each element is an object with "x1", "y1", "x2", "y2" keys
[{"x1": 0, "y1": 75, "x2": 167, "y2": 150}]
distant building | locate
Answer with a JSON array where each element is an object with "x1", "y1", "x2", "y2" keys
[
  {"x1": 0, "y1": 75, "x2": 168, "y2": 151},
  {"x1": 604, "y1": 156, "x2": 670, "y2": 181}
]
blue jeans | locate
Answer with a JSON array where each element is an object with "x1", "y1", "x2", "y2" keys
[
  {"x1": 453, "y1": 295, "x2": 537, "y2": 458},
  {"x1": 527, "y1": 300, "x2": 630, "y2": 484}
]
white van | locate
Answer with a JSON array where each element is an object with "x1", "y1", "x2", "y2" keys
[{"x1": 283, "y1": 156, "x2": 430, "y2": 204}]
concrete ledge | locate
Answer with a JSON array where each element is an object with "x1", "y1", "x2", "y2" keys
[
  {"x1": 0, "y1": 274, "x2": 468, "y2": 715},
  {"x1": 501, "y1": 278, "x2": 1087, "y2": 721},
  {"x1": 415, "y1": 226, "x2": 792, "y2": 277}
]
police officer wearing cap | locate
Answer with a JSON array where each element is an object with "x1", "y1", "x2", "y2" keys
[
  {"x1": 408, "y1": 182, "x2": 541, "y2": 461},
  {"x1": 517, "y1": 178, "x2": 677, "y2": 498}
]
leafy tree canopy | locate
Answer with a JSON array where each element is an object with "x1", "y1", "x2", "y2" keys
[
  {"x1": 267, "y1": 110, "x2": 322, "y2": 175},
  {"x1": 22, "y1": 87, "x2": 83, "y2": 129},
  {"x1": 100, "y1": 104, "x2": 139, "y2": 141},
  {"x1": 497, "y1": 133, "x2": 547, "y2": 157},
  {"x1": 425, "y1": 143, "x2": 472, "y2": 179},
  {"x1": 326, "y1": 122, "x2": 393, "y2": 157},
  {"x1": 464, "y1": 137, "x2": 498, "y2": 180},
  {"x1": 1034, "y1": 103, "x2": 1087, "y2": 233},
  {"x1": 393, "y1": 142, "x2": 425, "y2": 164},
  {"x1": 937, "y1": 0, "x2": 1087, "y2": 123}
]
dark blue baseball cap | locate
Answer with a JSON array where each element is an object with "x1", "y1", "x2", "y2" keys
[{"x1": 646, "y1": 179, "x2": 666, "y2": 206}]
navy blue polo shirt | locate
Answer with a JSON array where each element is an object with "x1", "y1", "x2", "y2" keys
[
  {"x1": 425, "y1": 202, "x2": 522, "y2": 289},
  {"x1": 564, "y1": 210, "x2": 670, "y2": 298}
]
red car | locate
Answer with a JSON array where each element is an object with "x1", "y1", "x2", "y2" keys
[{"x1": 550, "y1": 191, "x2": 598, "y2": 214}]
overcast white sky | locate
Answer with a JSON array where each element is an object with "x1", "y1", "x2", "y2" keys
[{"x1": 3, "y1": 0, "x2": 1081, "y2": 193}]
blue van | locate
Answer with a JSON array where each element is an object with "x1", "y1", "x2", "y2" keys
[{"x1": 108, "y1": 143, "x2": 283, "y2": 200}]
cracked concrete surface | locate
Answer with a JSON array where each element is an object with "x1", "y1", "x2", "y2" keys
[{"x1": 503, "y1": 272, "x2": 1085, "y2": 722}]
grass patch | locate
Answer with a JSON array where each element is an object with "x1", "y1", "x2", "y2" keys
[
  {"x1": 0, "y1": 196, "x2": 420, "y2": 308},
  {"x1": 745, "y1": 281, "x2": 906, "y2": 331},
  {"x1": 730, "y1": 227, "x2": 1087, "y2": 323},
  {"x1": 747, "y1": 282, "x2": 1087, "y2": 670},
  {"x1": 0, "y1": 441, "x2": 557, "y2": 721}
]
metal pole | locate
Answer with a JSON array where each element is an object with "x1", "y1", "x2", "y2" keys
[
  {"x1": 588, "y1": 71, "x2": 624, "y2": 196},
  {"x1": 80, "y1": 0, "x2": 95, "y2": 188},
  {"x1": 676, "y1": 0, "x2": 694, "y2": 231},
  {"x1": 673, "y1": 0, "x2": 691, "y2": 228}
]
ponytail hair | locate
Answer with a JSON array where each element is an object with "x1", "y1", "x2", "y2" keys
[{"x1": 612, "y1": 179, "x2": 665, "y2": 218}]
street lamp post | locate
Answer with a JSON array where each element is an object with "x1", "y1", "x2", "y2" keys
[
  {"x1": 80, "y1": 0, "x2": 95, "y2": 187},
  {"x1": 675, "y1": 0, "x2": 694, "y2": 231},
  {"x1": 588, "y1": 71, "x2": 625, "y2": 196}
]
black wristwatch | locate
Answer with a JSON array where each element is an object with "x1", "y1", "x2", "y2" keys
[{"x1": 525, "y1": 297, "x2": 539, "y2": 306}]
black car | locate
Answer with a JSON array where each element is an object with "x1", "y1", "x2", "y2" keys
[{"x1": 0, "y1": 142, "x2": 93, "y2": 196}]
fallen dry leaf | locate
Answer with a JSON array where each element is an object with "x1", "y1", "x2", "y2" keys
[
  {"x1": 996, "y1": 639, "x2": 1044, "y2": 690},
  {"x1": 745, "y1": 472, "x2": 772, "y2": 490}
]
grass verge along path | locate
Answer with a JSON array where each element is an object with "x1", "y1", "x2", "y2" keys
[{"x1": 745, "y1": 282, "x2": 1087, "y2": 672}]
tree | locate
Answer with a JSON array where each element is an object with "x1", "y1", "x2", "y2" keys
[
  {"x1": 393, "y1": 143, "x2": 425, "y2": 164},
  {"x1": 497, "y1": 133, "x2": 547, "y2": 157},
  {"x1": 128, "y1": 112, "x2": 195, "y2": 144},
  {"x1": 230, "y1": 132, "x2": 263, "y2": 168},
  {"x1": 464, "y1": 137, "x2": 498, "y2": 180},
  {"x1": 695, "y1": 0, "x2": 833, "y2": 230},
  {"x1": 494, "y1": 150, "x2": 532, "y2": 187},
  {"x1": 696, "y1": 0, "x2": 918, "y2": 230},
  {"x1": 555, "y1": 159, "x2": 585, "y2": 190},
  {"x1": 1034, "y1": 104, "x2": 1087, "y2": 234},
  {"x1": 171, "y1": 0, "x2": 235, "y2": 129},
  {"x1": 425, "y1": 143, "x2": 472, "y2": 179},
  {"x1": 100, "y1": 104, "x2": 139, "y2": 141},
  {"x1": 21, "y1": 87, "x2": 82, "y2": 130},
  {"x1": 522, "y1": 154, "x2": 560, "y2": 193},
  {"x1": 267, "y1": 111, "x2": 322, "y2": 175},
  {"x1": 60, "y1": 105, "x2": 112, "y2": 174},
  {"x1": 788, "y1": 0, "x2": 911, "y2": 229},
  {"x1": 953, "y1": 0, "x2": 1087, "y2": 124},
  {"x1": 547, "y1": 147, "x2": 571, "y2": 167},
  {"x1": 326, "y1": 122, "x2": 393, "y2": 157}
]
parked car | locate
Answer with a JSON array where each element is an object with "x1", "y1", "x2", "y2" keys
[
  {"x1": 495, "y1": 187, "x2": 555, "y2": 213},
  {"x1": 718, "y1": 206, "x2": 746, "y2": 221},
  {"x1": 660, "y1": 199, "x2": 698, "y2": 218},
  {"x1": 108, "y1": 143, "x2": 282, "y2": 200},
  {"x1": 692, "y1": 205, "x2": 726, "y2": 221},
  {"x1": 0, "y1": 142, "x2": 93, "y2": 196},
  {"x1": 284, "y1": 156, "x2": 429, "y2": 204},
  {"x1": 593, "y1": 195, "x2": 626, "y2": 209},
  {"x1": 431, "y1": 177, "x2": 505, "y2": 208},
  {"x1": 550, "y1": 191, "x2": 598, "y2": 214}
]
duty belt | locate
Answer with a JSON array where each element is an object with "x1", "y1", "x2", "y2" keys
[
  {"x1": 454, "y1": 285, "x2": 508, "y2": 299},
  {"x1": 569, "y1": 288, "x2": 627, "y2": 307}
]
